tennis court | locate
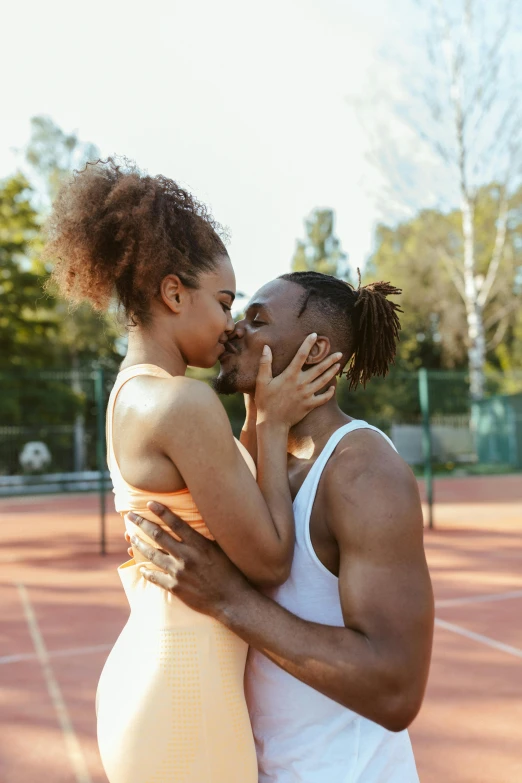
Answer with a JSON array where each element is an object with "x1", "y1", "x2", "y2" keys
[{"x1": 1, "y1": 475, "x2": 521, "y2": 782}]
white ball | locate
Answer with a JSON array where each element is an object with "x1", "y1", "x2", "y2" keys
[{"x1": 19, "y1": 441, "x2": 52, "y2": 472}]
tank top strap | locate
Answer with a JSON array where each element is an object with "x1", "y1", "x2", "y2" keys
[
  {"x1": 106, "y1": 364, "x2": 173, "y2": 472},
  {"x1": 294, "y1": 419, "x2": 397, "y2": 516},
  {"x1": 113, "y1": 363, "x2": 173, "y2": 387}
]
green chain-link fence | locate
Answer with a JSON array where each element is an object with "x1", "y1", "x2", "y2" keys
[{"x1": 2, "y1": 367, "x2": 522, "y2": 533}]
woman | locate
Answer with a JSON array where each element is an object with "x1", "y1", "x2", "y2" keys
[{"x1": 44, "y1": 159, "x2": 341, "y2": 783}]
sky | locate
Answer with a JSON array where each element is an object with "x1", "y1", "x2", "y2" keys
[{"x1": 2, "y1": 0, "x2": 425, "y2": 299}]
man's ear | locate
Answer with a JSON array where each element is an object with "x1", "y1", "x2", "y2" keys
[
  {"x1": 160, "y1": 274, "x2": 186, "y2": 314},
  {"x1": 306, "y1": 335, "x2": 331, "y2": 365}
]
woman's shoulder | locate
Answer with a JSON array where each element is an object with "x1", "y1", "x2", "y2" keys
[
  {"x1": 153, "y1": 375, "x2": 227, "y2": 428},
  {"x1": 149, "y1": 376, "x2": 235, "y2": 459},
  {"x1": 165, "y1": 375, "x2": 219, "y2": 405}
]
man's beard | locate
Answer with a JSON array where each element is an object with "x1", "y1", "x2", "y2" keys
[{"x1": 212, "y1": 367, "x2": 240, "y2": 395}]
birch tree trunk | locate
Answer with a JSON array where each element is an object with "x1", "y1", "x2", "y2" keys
[{"x1": 461, "y1": 194, "x2": 486, "y2": 399}]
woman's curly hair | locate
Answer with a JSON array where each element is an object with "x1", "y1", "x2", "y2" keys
[{"x1": 44, "y1": 157, "x2": 228, "y2": 325}]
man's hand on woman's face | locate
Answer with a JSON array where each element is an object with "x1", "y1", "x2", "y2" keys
[
  {"x1": 125, "y1": 502, "x2": 250, "y2": 618},
  {"x1": 254, "y1": 334, "x2": 341, "y2": 428}
]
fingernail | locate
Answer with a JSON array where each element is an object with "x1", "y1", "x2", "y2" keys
[
  {"x1": 262, "y1": 345, "x2": 270, "y2": 355},
  {"x1": 335, "y1": 352, "x2": 343, "y2": 359},
  {"x1": 309, "y1": 333, "x2": 317, "y2": 339},
  {"x1": 130, "y1": 534, "x2": 139, "y2": 545},
  {"x1": 148, "y1": 501, "x2": 161, "y2": 513},
  {"x1": 128, "y1": 512, "x2": 140, "y2": 523}
]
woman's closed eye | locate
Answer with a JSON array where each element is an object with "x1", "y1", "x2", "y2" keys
[{"x1": 221, "y1": 303, "x2": 232, "y2": 313}]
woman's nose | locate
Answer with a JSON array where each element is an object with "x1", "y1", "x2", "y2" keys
[{"x1": 225, "y1": 311, "x2": 235, "y2": 333}]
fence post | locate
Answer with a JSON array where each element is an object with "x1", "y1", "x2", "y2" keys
[
  {"x1": 95, "y1": 367, "x2": 106, "y2": 555},
  {"x1": 418, "y1": 368, "x2": 434, "y2": 529}
]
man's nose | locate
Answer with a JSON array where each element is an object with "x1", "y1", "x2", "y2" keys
[{"x1": 230, "y1": 318, "x2": 246, "y2": 339}]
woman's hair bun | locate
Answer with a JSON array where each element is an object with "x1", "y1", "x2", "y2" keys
[{"x1": 44, "y1": 157, "x2": 227, "y2": 324}]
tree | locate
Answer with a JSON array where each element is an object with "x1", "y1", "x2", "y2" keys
[
  {"x1": 292, "y1": 208, "x2": 350, "y2": 280},
  {"x1": 25, "y1": 115, "x2": 100, "y2": 207},
  {"x1": 0, "y1": 174, "x2": 55, "y2": 368},
  {"x1": 0, "y1": 174, "x2": 86, "y2": 442},
  {"x1": 368, "y1": 183, "x2": 522, "y2": 373},
  {"x1": 365, "y1": 0, "x2": 522, "y2": 398}
]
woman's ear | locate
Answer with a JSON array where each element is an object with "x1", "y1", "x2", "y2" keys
[
  {"x1": 160, "y1": 274, "x2": 185, "y2": 314},
  {"x1": 306, "y1": 335, "x2": 331, "y2": 365}
]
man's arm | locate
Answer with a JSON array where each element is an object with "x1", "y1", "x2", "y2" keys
[{"x1": 130, "y1": 445, "x2": 433, "y2": 732}]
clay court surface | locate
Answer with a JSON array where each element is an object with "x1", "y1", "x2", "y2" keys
[{"x1": 1, "y1": 474, "x2": 521, "y2": 783}]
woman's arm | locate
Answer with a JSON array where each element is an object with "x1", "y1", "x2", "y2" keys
[
  {"x1": 249, "y1": 342, "x2": 338, "y2": 582},
  {"x1": 156, "y1": 338, "x2": 341, "y2": 587},
  {"x1": 239, "y1": 394, "x2": 257, "y2": 464}
]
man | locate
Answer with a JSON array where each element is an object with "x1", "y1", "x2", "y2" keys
[{"x1": 129, "y1": 271, "x2": 434, "y2": 782}]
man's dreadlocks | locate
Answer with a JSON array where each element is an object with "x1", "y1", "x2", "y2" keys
[{"x1": 279, "y1": 270, "x2": 402, "y2": 390}]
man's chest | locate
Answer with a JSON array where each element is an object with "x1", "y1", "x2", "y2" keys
[{"x1": 288, "y1": 460, "x2": 340, "y2": 577}]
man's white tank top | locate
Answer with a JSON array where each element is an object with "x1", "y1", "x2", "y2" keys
[{"x1": 245, "y1": 420, "x2": 420, "y2": 783}]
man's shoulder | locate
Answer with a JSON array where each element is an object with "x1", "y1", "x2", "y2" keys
[
  {"x1": 328, "y1": 426, "x2": 407, "y2": 480},
  {"x1": 321, "y1": 427, "x2": 421, "y2": 534}
]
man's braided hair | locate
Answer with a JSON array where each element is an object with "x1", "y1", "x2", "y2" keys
[{"x1": 279, "y1": 270, "x2": 402, "y2": 390}]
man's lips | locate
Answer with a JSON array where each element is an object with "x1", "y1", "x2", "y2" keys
[{"x1": 222, "y1": 343, "x2": 239, "y2": 355}]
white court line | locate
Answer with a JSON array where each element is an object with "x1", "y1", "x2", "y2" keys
[
  {"x1": 17, "y1": 583, "x2": 92, "y2": 783},
  {"x1": 0, "y1": 642, "x2": 112, "y2": 666},
  {"x1": 436, "y1": 589, "x2": 522, "y2": 609},
  {"x1": 435, "y1": 617, "x2": 522, "y2": 660}
]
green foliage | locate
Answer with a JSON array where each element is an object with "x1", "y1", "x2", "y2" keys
[
  {"x1": 0, "y1": 371, "x2": 84, "y2": 426},
  {"x1": 0, "y1": 174, "x2": 57, "y2": 368},
  {"x1": 336, "y1": 372, "x2": 421, "y2": 432},
  {"x1": 0, "y1": 176, "x2": 87, "y2": 426},
  {"x1": 292, "y1": 209, "x2": 350, "y2": 280},
  {"x1": 368, "y1": 183, "x2": 522, "y2": 372}
]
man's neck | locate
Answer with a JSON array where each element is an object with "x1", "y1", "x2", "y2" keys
[{"x1": 287, "y1": 398, "x2": 351, "y2": 459}]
